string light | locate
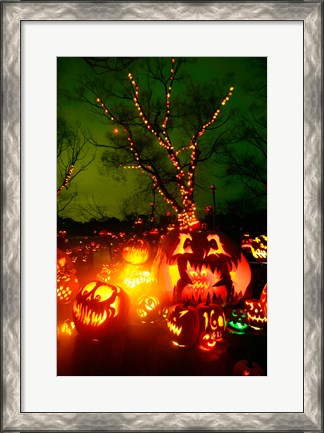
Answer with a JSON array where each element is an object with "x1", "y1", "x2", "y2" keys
[
  {"x1": 57, "y1": 165, "x2": 74, "y2": 195},
  {"x1": 95, "y1": 74, "x2": 235, "y2": 231}
]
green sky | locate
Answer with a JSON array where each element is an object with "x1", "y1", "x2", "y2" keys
[{"x1": 57, "y1": 57, "x2": 266, "y2": 222}]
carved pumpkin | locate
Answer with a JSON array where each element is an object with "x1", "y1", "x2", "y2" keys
[
  {"x1": 152, "y1": 230, "x2": 251, "y2": 306},
  {"x1": 57, "y1": 272, "x2": 79, "y2": 304},
  {"x1": 243, "y1": 298, "x2": 267, "y2": 330},
  {"x1": 198, "y1": 332, "x2": 217, "y2": 351},
  {"x1": 233, "y1": 359, "x2": 265, "y2": 376},
  {"x1": 260, "y1": 283, "x2": 267, "y2": 317},
  {"x1": 226, "y1": 308, "x2": 248, "y2": 334},
  {"x1": 57, "y1": 248, "x2": 73, "y2": 273},
  {"x1": 136, "y1": 294, "x2": 161, "y2": 323},
  {"x1": 97, "y1": 264, "x2": 112, "y2": 283},
  {"x1": 72, "y1": 281, "x2": 129, "y2": 340},
  {"x1": 196, "y1": 299, "x2": 225, "y2": 349},
  {"x1": 122, "y1": 238, "x2": 151, "y2": 265},
  {"x1": 166, "y1": 302, "x2": 199, "y2": 347}
]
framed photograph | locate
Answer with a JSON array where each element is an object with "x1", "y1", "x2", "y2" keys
[{"x1": 2, "y1": 1, "x2": 322, "y2": 431}]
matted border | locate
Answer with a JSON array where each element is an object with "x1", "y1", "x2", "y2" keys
[{"x1": 1, "y1": 1, "x2": 322, "y2": 431}]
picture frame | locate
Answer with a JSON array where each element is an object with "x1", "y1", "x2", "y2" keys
[{"x1": 1, "y1": 1, "x2": 322, "y2": 431}]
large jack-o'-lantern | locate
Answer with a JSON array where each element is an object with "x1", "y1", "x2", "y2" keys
[
  {"x1": 152, "y1": 230, "x2": 251, "y2": 306},
  {"x1": 72, "y1": 281, "x2": 129, "y2": 340}
]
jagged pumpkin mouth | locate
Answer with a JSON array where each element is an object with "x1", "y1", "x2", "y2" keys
[
  {"x1": 166, "y1": 319, "x2": 182, "y2": 336},
  {"x1": 167, "y1": 254, "x2": 231, "y2": 302},
  {"x1": 73, "y1": 301, "x2": 117, "y2": 327}
]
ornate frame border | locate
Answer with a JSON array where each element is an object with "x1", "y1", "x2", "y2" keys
[{"x1": 1, "y1": 1, "x2": 323, "y2": 431}]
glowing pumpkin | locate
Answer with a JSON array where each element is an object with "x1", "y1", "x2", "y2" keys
[
  {"x1": 233, "y1": 359, "x2": 265, "y2": 376},
  {"x1": 152, "y1": 230, "x2": 251, "y2": 306},
  {"x1": 260, "y1": 283, "x2": 267, "y2": 317},
  {"x1": 97, "y1": 264, "x2": 112, "y2": 283},
  {"x1": 72, "y1": 281, "x2": 129, "y2": 340},
  {"x1": 57, "y1": 272, "x2": 79, "y2": 304},
  {"x1": 198, "y1": 332, "x2": 217, "y2": 351},
  {"x1": 166, "y1": 302, "x2": 199, "y2": 347},
  {"x1": 136, "y1": 294, "x2": 161, "y2": 323},
  {"x1": 196, "y1": 300, "x2": 225, "y2": 349},
  {"x1": 57, "y1": 248, "x2": 73, "y2": 273},
  {"x1": 122, "y1": 238, "x2": 151, "y2": 265},
  {"x1": 243, "y1": 298, "x2": 267, "y2": 330},
  {"x1": 226, "y1": 308, "x2": 248, "y2": 334}
]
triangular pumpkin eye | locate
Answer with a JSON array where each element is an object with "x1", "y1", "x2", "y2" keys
[
  {"x1": 179, "y1": 310, "x2": 189, "y2": 318},
  {"x1": 183, "y1": 238, "x2": 192, "y2": 249}
]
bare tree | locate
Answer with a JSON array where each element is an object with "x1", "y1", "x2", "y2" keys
[
  {"x1": 84, "y1": 58, "x2": 235, "y2": 230},
  {"x1": 57, "y1": 119, "x2": 96, "y2": 214}
]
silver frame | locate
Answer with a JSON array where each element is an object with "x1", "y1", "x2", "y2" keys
[{"x1": 1, "y1": 1, "x2": 323, "y2": 431}]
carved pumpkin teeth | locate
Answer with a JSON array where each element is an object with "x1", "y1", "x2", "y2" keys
[{"x1": 166, "y1": 320, "x2": 182, "y2": 336}]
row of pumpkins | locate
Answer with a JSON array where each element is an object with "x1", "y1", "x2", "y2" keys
[{"x1": 57, "y1": 228, "x2": 267, "y2": 352}]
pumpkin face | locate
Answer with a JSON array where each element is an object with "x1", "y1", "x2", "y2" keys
[
  {"x1": 57, "y1": 273, "x2": 79, "y2": 304},
  {"x1": 122, "y1": 238, "x2": 151, "y2": 265},
  {"x1": 166, "y1": 303, "x2": 199, "y2": 347},
  {"x1": 226, "y1": 308, "x2": 248, "y2": 334},
  {"x1": 244, "y1": 299, "x2": 267, "y2": 330},
  {"x1": 197, "y1": 301, "x2": 225, "y2": 347},
  {"x1": 73, "y1": 281, "x2": 129, "y2": 339},
  {"x1": 152, "y1": 230, "x2": 251, "y2": 306},
  {"x1": 97, "y1": 264, "x2": 112, "y2": 283},
  {"x1": 198, "y1": 332, "x2": 217, "y2": 350},
  {"x1": 260, "y1": 283, "x2": 267, "y2": 317},
  {"x1": 233, "y1": 359, "x2": 265, "y2": 376},
  {"x1": 136, "y1": 294, "x2": 161, "y2": 323}
]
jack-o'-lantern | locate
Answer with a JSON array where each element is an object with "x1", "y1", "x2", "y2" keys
[
  {"x1": 57, "y1": 319, "x2": 77, "y2": 339},
  {"x1": 97, "y1": 264, "x2": 112, "y2": 283},
  {"x1": 166, "y1": 302, "x2": 199, "y2": 347},
  {"x1": 124, "y1": 271, "x2": 152, "y2": 289},
  {"x1": 57, "y1": 248, "x2": 73, "y2": 273},
  {"x1": 259, "y1": 283, "x2": 267, "y2": 317},
  {"x1": 73, "y1": 281, "x2": 129, "y2": 340},
  {"x1": 57, "y1": 272, "x2": 79, "y2": 304},
  {"x1": 233, "y1": 359, "x2": 265, "y2": 376},
  {"x1": 198, "y1": 332, "x2": 217, "y2": 351},
  {"x1": 136, "y1": 294, "x2": 161, "y2": 323},
  {"x1": 122, "y1": 238, "x2": 151, "y2": 265},
  {"x1": 243, "y1": 299, "x2": 267, "y2": 330},
  {"x1": 196, "y1": 299, "x2": 225, "y2": 350},
  {"x1": 226, "y1": 308, "x2": 248, "y2": 334},
  {"x1": 152, "y1": 230, "x2": 251, "y2": 306}
]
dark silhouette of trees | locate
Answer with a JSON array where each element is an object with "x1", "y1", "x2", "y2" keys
[{"x1": 57, "y1": 119, "x2": 95, "y2": 214}]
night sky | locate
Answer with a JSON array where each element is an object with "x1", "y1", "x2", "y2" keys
[{"x1": 57, "y1": 57, "x2": 266, "y2": 222}]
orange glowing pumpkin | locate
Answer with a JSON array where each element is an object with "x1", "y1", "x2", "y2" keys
[
  {"x1": 122, "y1": 238, "x2": 151, "y2": 265},
  {"x1": 152, "y1": 230, "x2": 251, "y2": 306},
  {"x1": 136, "y1": 294, "x2": 161, "y2": 323},
  {"x1": 57, "y1": 272, "x2": 79, "y2": 304},
  {"x1": 166, "y1": 302, "x2": 200, "y2": 347},
  {"x1": 243, "y1": 298, "x2": 267, "y2": 330},
  {"x1": 73, "y1": 281, "x2": 129, "y2": 339},
  {"x1": 196, "y1": 300, "x2": 225, "y2": 350}
]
